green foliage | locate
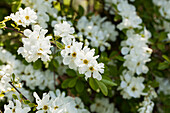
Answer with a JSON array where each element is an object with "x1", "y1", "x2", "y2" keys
[
  {"x1": 66, "y1": 69, "x2": 77, "y2": 77},
  {"x1": 12, "y1": 94, "x2": 18, "y2": 100}
]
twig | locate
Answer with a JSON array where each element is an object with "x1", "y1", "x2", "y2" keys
[
  {"x1": 4, "y1": 27, "x2": 27, "y2": 38},
  {"x1": 9, "y1": 82, "x2": 28, "y2": 100},
  {"x1": 53, "y1": 47, "x2": 57, "y2": 89}
]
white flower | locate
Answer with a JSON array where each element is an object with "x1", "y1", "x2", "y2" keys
[
  {"x1": 18, "y1": 25, "x2": 52, "y2": 62},
  {"x1": 54, "y1": 21, "x2": 75, "y2": 37},
  {"x1": 84, "y1": 60, "x2": 104, "y2": 81},
  {"x1": 62, "y1": 40, "x2": 83, "y2": 70},
  {"x1": 33, "y1": 92, "x2": 51, "y2": 113},
  {"x1": 4, "y1": 100, "x2": 31, "y2": 113},
  {"x1": 126, "y1": 77, "x2": 145, "y2": 98},
  {"x1": 118, "y1": 70, "x2": 145, "y2": 99},
  {"x1": 10, "y1": 7, "x2": 37, "y2": 27},
  {"x1": 138, "y1": 97, "x2": 154, "y2": 113},
  {"x1": 90, "y1": 97, "x2": 119, "y2": 113}
]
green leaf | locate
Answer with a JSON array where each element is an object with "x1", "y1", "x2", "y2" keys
[
  {"x1": 61, "y1": 79, "x2": 71, "y2": 89},
  {"x1": 12, "y1": 94, "x2": 18, "y2": 100},
  {"x1": 0, "y1": 23, "x2": 6, "y2": 28},
  {"x1": 11, "y1": 0, "x2": 22, "y2": 12},
  {"x1": 33, "y1": 106, "x2": 37, "y2": 111},
  {"x1": 56, "y1": 41, "x2": 64, "y2": 49},
  {"x1": 78, "y1": 5, "x2": 84, "y2": 17},
  {"x1": 19, "y1": 94, "x2": 23, "y2": 99},
  {"x1": 162, "y1": 55, "x2": 170, "y2": 63},
  {"x1": 158, "y1": 62, "x2": 169, "y2": 70},
  {"x1": 33, "y1": 60, "x2": 42, "y2": 70},
  {"x1": 53, "y1": 60, "x2": 59, "y2": 69},
  {"x1": 28, "y1": 103, "x2": 36, "y2": 107},
  {"x1": 66, "y1": 69, "x2": 77, "y2": 77},
  {"x1": 115, "y1": 56, "x2": 125, "y2": 61},
  {"x1": 23, "y1": 100, "x2": 30, "y2": 104},
  {"x1": 89, "y1": 78, "x2": 99, "y2": 91},
  {"x1": 76, "y1": 80, "x2": 84, "y2": 93},
  {"x1": 68, "y1": 77, "x2": 78, "y2": 88},
  {"x1": 12, "y1": 73, "x2": 15, "y2": 82},
  {"x1": 96, "y1": 80, "x2": 108, "y2": 96},
  {"x1": 101, "y1": 78, "x2": 117, "y2": 86},
  {"x1": 157, "y1": 43, "x2": 165, "y2": 51}
]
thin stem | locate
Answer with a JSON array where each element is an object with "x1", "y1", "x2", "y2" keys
[
  {"x1": 53, "y1": 47, "x2": 57, "y2": 89},
  {"x1": 9, "y1": 82, "x2": 28, "y2": 100},
  {"x1": 4, "y1": 27, "x2": 26, "y2": 38}
]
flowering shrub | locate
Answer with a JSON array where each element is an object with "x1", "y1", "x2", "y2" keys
[{"x1": 0, "y1": 0, "x2": 169, "y2": 113}]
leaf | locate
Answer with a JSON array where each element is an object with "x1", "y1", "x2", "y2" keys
[
  {"x1": 78, "y1": 5, "x2": 84, "y2": 17},
  {"x1": 61, "y1": 79, "x2": 71, "y2": 89},
  {"x1": 76, "y1": 80, "x2": 84, "y2": 93},
  {"x1": 28, "y1": 103, "x2": 36, "y2": 107},
  {"x1": 0, "y1": 23, "x2": 6, "y2": 29},
  {"x1": 115, "y1": 56, "x2": 125, "y2": 61},
  {"x1": 11, "y1": 0, "x2": 22, "y2": 12},
  {"x1": 157, "y1": 43, "x2": 165, "y2": 51},
  {"x1": 96, "y1": 80, "x2": 108, "y2": 96},
  {"x1": 23, "y1": 100, "x2": 30, "y2": 104},
  {"x1": 12, "y1": 73, "x2": 15, "y2": 82},
  {"x1": 33, "y1": 60, "x2": 42, "y2": 70},
  {"x1": 158, "y1": 62, "x2": 169, "y2": 70},
  {"x1": 68, "y1": 77, "x2": 78, "y2": 88},
  {"x1": 53, "y1": 60, "x2": 59, "y2": 69},
  {"x1": 89, "y1": 78, "x2": 99, "y2": 91},
  {"x1": 19, "y1": 94, "x2": 23, "y2": 99},
  {"x1": 66, "y1": 69, "x2": 77, "y2": 77},
  {"x1": 56, "y1": 41, "x2": 64, "y2": 49},
  {"x1": 162, "y1": 55, "x2": 170, "y2": 63},
  {"x1": 101, "y1": 78, "x2": 117, "y2": 86},
  {"x1": 12, "y1": 94, "x2": 18, "y2": 100}
]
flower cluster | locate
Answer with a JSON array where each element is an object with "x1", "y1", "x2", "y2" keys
[
  {"x1": 0, "y1": 70, "x2": 13, "y2": 93},
  {"x1": 117, "y1": 70, "x2": 145, "y2": 99},
  {"x1": 22, "y1": 0, "x2": 58, "y2": 28},
  {"x1": 121, "y1": 29, "x2": 152, "y2": 75},
  {"x1": 4, "y1": 100, "x2": 31, "y2": 113},
  {"x1": 90, "y1": 97, "x2": 119, "y2": 113},
  {"x1": 138, "y1": 97, "x2": 154, "y2": 113},
  {"x1": 9, "y1": 7, "x2": 37, "y2": 27},
  {"x1": 76, "y1": 16, "x2": 118, "y2": 51},
  {"x1": 0, "y1": 48, "x2": 58, "y2": 100},
  {"x1": 18, "y1": 25, "x2": 52, "y2": 62},
  {"x1": 138, "y1": 86, "x2": 157, "y2": 113},
  {"x1": 116, "y1": 0, "x2": 142, "y2": 30},
  {"x1": 152, "y1": 0, "x2": 170, "y2": 41},
  {"x1": 54, "y1": 21, "x2": 105, "y2": 80},
  {"x1": 33, "y1": 89, "x2": 89, "y2": 113}
]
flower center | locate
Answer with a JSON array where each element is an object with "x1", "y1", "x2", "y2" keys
[
  {"x1": 12, "y1": 108, "x2": 15, "y2": 113},
  {"x1": 43, "y1": 105, "x2": 48, "y2": 110},
  {"x1": 72, "y1": 52, "x2": 77, "y2": 57},
  {"x1": 89, "y1": 66, "x2": 94, "y2": 71},
  {"x1": 54, "y1": 106, "x2": 59, "y2": 110},
  {"x1": 75, "y1": 105, "x2": 79, "y2": 108},
  {"x1": 25, "y1": 16, "x2": 29, "y2": 20},
  {"x1": 88, "y1": 32, "x2": 92, "y2": 36},
  {"x1": 132, "y1": 87, "x2": 137, "y2": 92},
  {"x1": 83, "y1": 59, "x2": 88, "y2": 64},
  {"x1": 18, "y1": 20, "x2": 22, "y2": 23},
  {"x1": 81, "y1": 29, "x2": 85, "y2": 32}
]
